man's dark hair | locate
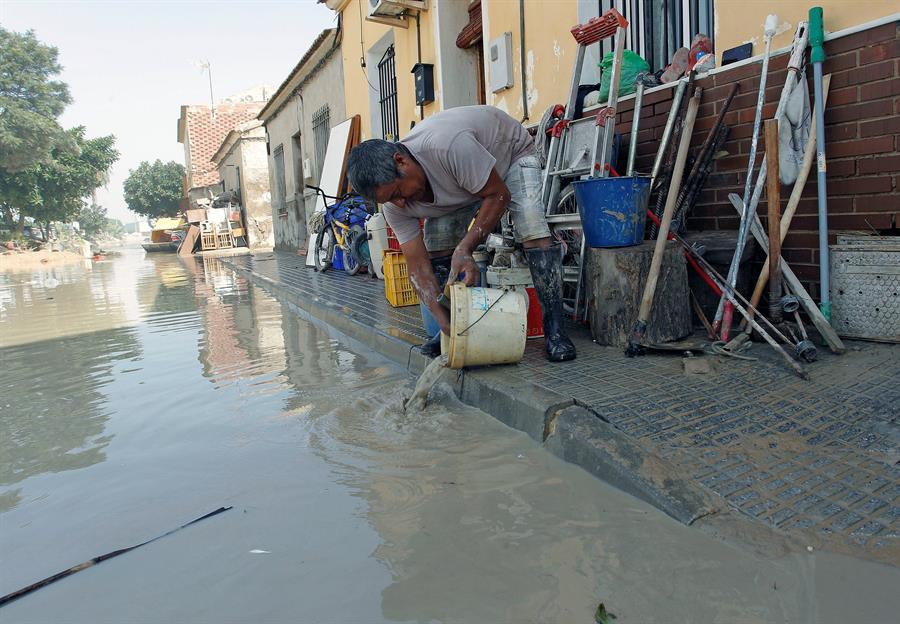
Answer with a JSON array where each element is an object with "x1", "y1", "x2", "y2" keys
[{"x1": 346, "y1": 139, "x2": 409, "y2": 201}]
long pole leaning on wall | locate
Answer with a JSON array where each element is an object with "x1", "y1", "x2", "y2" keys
[{"x1": 519, "y1": 0, "x2": 528, "y2": 121}]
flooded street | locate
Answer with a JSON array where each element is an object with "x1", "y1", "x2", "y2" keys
[{"x1": 1, "y1": 248, "x2": 898, "y2": 624}]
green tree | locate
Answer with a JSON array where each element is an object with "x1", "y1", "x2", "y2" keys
[
  {"x1": 105, "y1": 218, "x2": 124, "y2": 238},
  {"x1": 123, "y1": 160, "x2": 185, "y2": 220},
  {"x1": 32, "y1": 127, "x2": 118, "y2": 236},
  {"x1": 0, "y1": 28, "x2": 71, "y2": 174},
  {"x1": 78, "y1": 203, "x2": 108, "y2": 238}
]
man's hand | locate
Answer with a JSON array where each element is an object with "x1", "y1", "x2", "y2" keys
[{"x1": 448, "y1": 245, "x2": 479, "y2": 287}]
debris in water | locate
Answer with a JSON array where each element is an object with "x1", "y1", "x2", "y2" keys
[
  {"x1": 404, "y1": 354, "x2": 449, "y2": 412},
  {"x1": 249, "y1": 549, "x2": 271, "y2": 554},
  {"x1": 594, "y1": 602, "x2": 616, "y2": 623}
]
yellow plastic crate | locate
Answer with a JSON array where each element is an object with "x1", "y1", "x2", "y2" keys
[{"x1": 383, "y1": 250, "x2": 419, "y2": 307}]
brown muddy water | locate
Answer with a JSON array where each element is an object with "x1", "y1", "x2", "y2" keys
[{"x1": 1, "y1": 248, "x2": 898, "y2": 624}]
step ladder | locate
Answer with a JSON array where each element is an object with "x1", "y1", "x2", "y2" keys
[{"x1": 541, "y1": 8, "x2": 629, "y2": 319}]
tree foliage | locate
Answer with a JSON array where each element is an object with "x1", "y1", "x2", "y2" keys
[
  {"x1": 78, "y1": 204, "x2": 108, "y2": 238},
  {"x1": 0, "y1": 126, "x2": 118, "y2": 234},
  {"x1": 0, "y1": 27, "x2": 72, "y2": 173},
  {"x1": 123, "y1": 160, "x2": 185, "y2": 220}
]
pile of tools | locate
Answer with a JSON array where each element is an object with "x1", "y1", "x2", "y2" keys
[
  {"x1": 539, "y1": 8, "x2": 849, "y2": 379},
  {"x1": 625, "y1": 11, "x2": 845, "y2": 379}
]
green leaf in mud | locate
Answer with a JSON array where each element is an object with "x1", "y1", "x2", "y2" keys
[{"x1": 594, "y1": 602, "x2": 616, "y2": 623}]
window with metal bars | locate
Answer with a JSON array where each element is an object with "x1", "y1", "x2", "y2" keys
[
  {"x1": 311, "y1": 105, "x2": 330, "y2": 181},
  {"x1": 597, "y1": 0, "x2": 715, "y2": 73},
  {"x1": 377, "y1": 44, "x2": 399, "y2": 141},
  {"x1": 273, "y1": 145, "x2": 287, "y2": 215}
]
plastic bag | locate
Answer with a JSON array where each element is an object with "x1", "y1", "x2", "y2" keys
[{"x1": 598, "y1": 50, "x2": 650, "y2": 102}]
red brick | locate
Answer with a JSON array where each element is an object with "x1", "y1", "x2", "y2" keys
[
  {"x1": 827, "y1": 135, "x2": 893, "y2": 158},
  {"x1": 828, "y1": 176, "x2": 894, "y2": 196},
  {"x1": 857, "y1": 194, "x2": 900, "y2": 213},
  {"x1": 713, "y1": 60, "x2": 764, "y2": 86},
  {"x1": 825, "y1": 99, "x2": 894, "y2": 124},
  {"x1": 784, "y1": 231, "x2": 821, "y2": 248},
  {"x1": 860, "y1": 40, "x2": 900, "y2": 65},
  {"x1": 846, "y1": 60, "x2": 895, "y2": 87},
  {"x1": 828, "y1": 86, "x2": 859, "y2": 107},
  {"x1": 829, "y1": 213, "x2": 893, "y2": 229},
  {"x1": 826, "y1": 23, "x2": 899, "y2": 55},
  {"x1": 829, "y1": 122, "x2": 859, "y2": 141},
  {"x1": 860, "y1": 116, "x2": 900, "y2": 137},
  {"x1": 860, "y1": 77, "x2": 900, "y2": 101},
  {"x1": 730, "y1": 90, "x2": 762, "y2": 111},
  {"x1": 824, "y1": 158, "x2": 856, "y2": 177},
  {"x1": 858, "y1": 155, "x2": 900, "y2": 174},
  {"x1": 823, "y1": 51, "x2": 859, "y2": 74},
  {"x1": 739, "y1": 102, "x2": 777, "y2": 124}
]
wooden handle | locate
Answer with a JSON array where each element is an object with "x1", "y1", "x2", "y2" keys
[{"x1": 636, "y1": 88, "x2": 703, "y2": 324}]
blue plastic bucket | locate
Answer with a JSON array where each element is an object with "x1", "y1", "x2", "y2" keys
[{"x1": 572, "y1": 175, "x2": 651, "y2": 248}]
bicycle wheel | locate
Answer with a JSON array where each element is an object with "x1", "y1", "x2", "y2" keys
[
  {"x1": 342, "y1": 242, "x2": 361, "y2": 275},
  {"x1": 314, "y1": 227, "x2": 335, "y2": 272}
]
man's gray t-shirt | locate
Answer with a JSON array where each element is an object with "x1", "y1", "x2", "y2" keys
[{"x1": 382, "y1": 105, "x2": 534, "y2": 245}]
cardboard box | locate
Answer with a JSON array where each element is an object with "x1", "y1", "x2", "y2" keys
[{"x1": 186, "y1": 208, "x2": 207, "y2": 223}]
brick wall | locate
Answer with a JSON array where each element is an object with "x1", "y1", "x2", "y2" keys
[{"x1": 600, "y1": 19, "x2": 899, "y2": 300}]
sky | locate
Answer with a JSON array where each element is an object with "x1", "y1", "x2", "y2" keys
[{"x1": 1, "y1": 0, "x2": 337, "y2": 223}]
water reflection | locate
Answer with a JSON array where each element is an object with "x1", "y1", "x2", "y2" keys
[{"x1": 0, "y1": 323, "x2": 141, "y2": 513}]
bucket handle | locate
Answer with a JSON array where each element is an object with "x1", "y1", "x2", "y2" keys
[{"x1": 456, "y1": 290, "x2": 508, "y2": 337}]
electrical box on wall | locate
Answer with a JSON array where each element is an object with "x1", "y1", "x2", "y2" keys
[
  {"x1": 411, "y1": 63, "x2": 434, "y2": 105},
  {"x1": 303, "y1": 159, "x2": 312, "y2": 181},
  {"x1": 489, "y1": 32, "x2": 514, "y2": 93}
]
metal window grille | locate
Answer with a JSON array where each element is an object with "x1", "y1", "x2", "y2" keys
[
  {"x1": 273, "y1": 145, "x2": 287, "y2": 215},
  {"x1": 597, "y1": 0, "x2": 714, "y2": 73},
  {"x1": 377, "y1": 44, "x2": 399, "y2": 141},
  {"x1": 311, "y1": 105, "x2": 330, "y2": 180}
]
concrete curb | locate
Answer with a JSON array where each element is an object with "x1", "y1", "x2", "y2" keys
[{"x1": 225, "y1": 259, "x2": 718, "y2": 527}]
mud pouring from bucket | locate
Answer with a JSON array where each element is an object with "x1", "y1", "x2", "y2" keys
[{"x1": 440, "y1": 282, "x2": 529, "y2": 369}]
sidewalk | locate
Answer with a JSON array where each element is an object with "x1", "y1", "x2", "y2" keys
[{"x1": 219, "y1": 251, "x2": 899, "y2": 565}]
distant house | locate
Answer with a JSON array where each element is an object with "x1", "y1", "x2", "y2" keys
[
  {"x1": 258, "y1": 28, "x2": 346, "y2": 252},
  {"x1": 211, "y1": 120, "x2": 274, "y2": 250},
  {"x1": 177, "y1": 101, "x2": 268, "y2": 205}
]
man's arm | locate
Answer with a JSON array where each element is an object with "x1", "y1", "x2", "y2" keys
[
  {"x1": 400, "y1": 235, "x2": 451, "y2": 335},
  {"x1": 449, "y1": 168, "x2": 511, "y2": 286}
]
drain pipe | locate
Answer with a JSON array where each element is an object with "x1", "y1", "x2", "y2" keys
[
  {"x1": 415, "y1": 11, "x2": 424, "y2": 120},
  {"x1": 519, "y1": 0, "x2": 529, "y2": 121},
  {"x1": 810, "y1": 7, "x2": 831, "y2": 321}
]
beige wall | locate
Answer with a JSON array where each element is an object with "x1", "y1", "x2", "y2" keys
[
  {"x1": 216, "y1": 130, "x2": 273, "y2": 250},
  {"x1": 265, "y1": 47, "x2": 346, "y2": 251},
  {"x1": 483, "y1": 0, "x2": 578, "y2": 122},
  {"x1": 239, "y1": 137, "x2": 274, "y2": 249},
  {"x1": 340, "y1": 0, "x2": 440, "y2": 140},
  {"x1": 715, "y1": 1, "x2": 897, "y2": 56}
]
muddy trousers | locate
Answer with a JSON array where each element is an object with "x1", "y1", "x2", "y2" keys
[{"x1": 525, "y1": 242, "x2": 577, "y2": 362}]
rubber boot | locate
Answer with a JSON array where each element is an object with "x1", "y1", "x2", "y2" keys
[
  {"x1": 525, "y1": 243, "x2": 577, "y2": 362},
  {"x1": 418, "y1": 255, "x2": 452, "y2": 357}
]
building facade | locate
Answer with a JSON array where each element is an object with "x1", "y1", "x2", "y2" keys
[
  {"x1": 177, "y1": 101, "x2": 267, "y2": 204},
  {"x1": 259, "y1": 28, "x2": 347, "y2": 252},
  {"x1": 322, "y1": 0, "x2": 898, "y2": 300},
  {"x1": 212, "y1": 120, "x2": 274, "y2": 250}
]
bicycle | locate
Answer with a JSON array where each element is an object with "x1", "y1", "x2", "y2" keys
[{"x1": 306, "y1": 185, "x2": 375, "y2": 275}]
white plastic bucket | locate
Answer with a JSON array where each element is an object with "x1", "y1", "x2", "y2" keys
[
  {"x1": 366, "y1": 213, "x2": 389, "y2": 279},
  {"x1": 440, "y1": 283, "x2": 528, "y2": 369}
]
